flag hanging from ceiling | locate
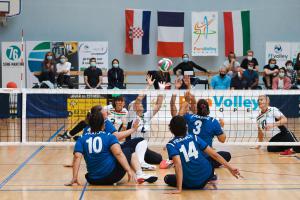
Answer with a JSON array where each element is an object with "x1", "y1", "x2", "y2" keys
[
  {"x1": 223, "y1": 10, "x2": 250, "y2": 57},
  {"x1": 125, "y1": 9, "x2": 151, "y2": 55},
  {"x1": 157, "y1": 11, "x2": 184, "y2": 57}
]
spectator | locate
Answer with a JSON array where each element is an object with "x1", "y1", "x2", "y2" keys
[
  {"x1": 210, "y1": 66, "x2": 231, "y2": 90},
  {"x1": 230, "y1": 69, "x2": 249, "y2": 90},
  {"x1": 223, "y1": 52, "x2": 240, "y2": 77},
  {"x1": 285, "y1": 60, "x2": 298, "y2": 89},
  {"x1": 240, "y1": 50, "x2": 259, "y2": 71},
  {"x1": 107, "y1": 59, "x2": 125, "y2": 89},
  {"x1": 56, "y1": 55, "x2": 74, "y2": 89},
  {"x1": 84, "y1": 58, "x2": 103, "y2": 89},
  {"x1": 243, "y1": 61, "x2": 260, "y2": 89},
  {"x1": 173, "y1": 54, "x2": 208, "y2": 86},
  {"x1": 263, "y1": 58, "x2": 279, "y2": 89},
  {"x1": 33, "y1": 52, "x2": 56, "y2": 88},
  {"x1": 272, "y1": 67, "x2": 291, "y2": 90},
  {"x1": 293, "y1": 52, "x2": 300, "y2": 84}
]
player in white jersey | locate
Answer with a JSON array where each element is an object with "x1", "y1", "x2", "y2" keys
[{"x1": 256, "y1": 95, "x2": 299, "y2": 155}]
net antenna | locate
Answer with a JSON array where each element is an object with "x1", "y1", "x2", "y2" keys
[{"x1": 0, "y1": 1, "x2": 9, "y2": 26}]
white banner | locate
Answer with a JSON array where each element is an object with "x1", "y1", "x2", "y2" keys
[
  {"x1": 1, "y1": 42, "x2": 25, "y2": 88},
  {"x1": 266, "y1": 42, "x2": 291, "y2": 67},
  {"x1": 78, "y1": 42, "x2": 108, "y2": 87},
  {"x1": 192, "y1": 12, "x2": 218, "y2": 56}
]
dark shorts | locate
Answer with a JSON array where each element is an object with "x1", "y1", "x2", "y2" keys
[{"x1": 85, "y1": 147, "x2": 133, "y2": 185}]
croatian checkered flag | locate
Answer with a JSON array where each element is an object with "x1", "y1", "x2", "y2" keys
[{"x1": 125, "y1": 9, "x2": 151, "y2": 55}]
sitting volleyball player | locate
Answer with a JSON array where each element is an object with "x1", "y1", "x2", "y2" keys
[
  {"x1": 256, "y1": 95, "x2": 300, "y2": 155},
  {"x1": 164, "y1": 116, "x2": 241, "y2": 193},
  {"x1": 65, "y1": 106, "x2": 157, "y2": 186},
  {"x1": 170, "y1": 92, "x2": 231, "y2": 168}
]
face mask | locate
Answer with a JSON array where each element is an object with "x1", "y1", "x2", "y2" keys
[
  {"x1": 90, "y1": 62, "x2": 96, "y2": 67},
  {"x1": 270, "y1": 64, "x2": 275, "y2": 68},
  {"x1": 220, "y1": 73, "x2": 226, "y2": 78},
  {"x1": 248, "y1": 66, "x2": 253, "y2": 70},
  {"x1": 113, "y1": 63, "x2": 119, "y2": 68},
  {"x1": 183, "y1": 57, "x2": 189, "y2": 63},
  {"x1": 287, "y1": 65, "x2": 293, "y2": 71},
  {"x1": 47, "y1": 56, "x2": 53, "y2": 60},
  {"x1": 279, "y1": 72, "x2": 285, "y2": 78},
  {"x1": 60, "y1": 59, "x2": 66, "y2": 64},
  {"x1": 247, "y1": 56, "x2": 253, "y2": 61}
]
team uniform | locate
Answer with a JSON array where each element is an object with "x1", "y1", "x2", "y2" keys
[
  {"x1": 165, "y1": 134, "x2": 214, "y2": 189},
  {"x1": 256, "y1": 106, "x2": 300, "y2": 152},
  {"x1": 104, "y1": 105, "x2": 128, "y2": 131},
  {"x1": 183, "y1": 113, "x2": 231, "y2": 168}
]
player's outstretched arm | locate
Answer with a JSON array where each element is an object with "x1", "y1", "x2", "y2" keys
[
  {"x1": 65, "y1": 152, "x2": 82, "y2": 186},
  {"x1": 170, "y1": 94, "x2": 178, "y2": 117},
  {"x1": 152, "y1": 94, "x2": 164, "y2": 117},
  {"x1": 113, "y1": 119, "x2": 139, "y2": 141},
  {"x1": 111, "y1": 143, "x2": 136, "y2": 183},
  {"x1": 204, "y1": 146, "x2": 242, "y2": 179},
  {"x1": 178, "y1": 101, "x2": 189, "y2": 116},
  {"x1": 166, "y1": 155, "x2": 183, "y2": 194}
]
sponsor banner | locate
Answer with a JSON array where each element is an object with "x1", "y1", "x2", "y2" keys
[
  {"x1": 266, "y1": 42, "x2": 291, "y2": 67},
  {"x1": 192, "y1": 12, "x2": 218, "y2": 56},
  {"x1": 1, "y1": 42, "x2": 25, "y2": 88}
]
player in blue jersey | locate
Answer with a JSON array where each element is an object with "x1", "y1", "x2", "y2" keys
[
  {"x1": 170, "y1": 93, "x2": 231, "y2": 168},
  {"x1": 65, "y1": 105, "x2": 157, "y2": 186},
  {"x1": 165, "y1": 116, "x2": 241, "y2": 193}
]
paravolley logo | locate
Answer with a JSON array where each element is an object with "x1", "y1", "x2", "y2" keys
[{"x1": 207, "y1": 96, "x2": 258, "y2": 112}]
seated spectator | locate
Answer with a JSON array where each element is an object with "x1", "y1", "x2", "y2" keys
[
  {"x1": 240, "y1": 50, "x2": 259, "y2": 71},
  {"x1": 56, "y1": 55, "x2": 73, "y2": 89},
  {"x1": 84, "y1": 58, "x2": 103, "y2": 89},
  {"x1": 230, "y1": 69, "x2": 249, "y2": 90},
  {"x1": 210, "y1": 66, "x2": 231, "y2": 90},
  {"x1": 108, "y1": 59, "x2": 125, "y2": 89},
  {"x1": 293, "y1": 52, "x2": 300, "y2": 85},
  {"x1": 243, "y1": 61, "x2": 260, "y2": 89},
  {"x1": 272, "y1": 67, "x2": 291, "y2": 90},
  {"x1": 285, "y1": 60, "x2": 298, "y2": 89},
  {"x1": 35, "y1": 52, "x2": 56, "y2": 88},
  {"x1": 173, "y1": 54, "x2": 208, "y2": 86},
  {"x1": 263, "y1": 58, "x2": 279, "y2": 89},
  {"x1": 223, "y1": 52, "x2": 240, "y2": 77}
]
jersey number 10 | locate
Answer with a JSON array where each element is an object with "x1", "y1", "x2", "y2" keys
[
  {"x1": 179, "y1": 141, "x2": 199, "y2": 162},
  {"x1": 86, "y1": 137, "x2": 103, "y2": 154}
]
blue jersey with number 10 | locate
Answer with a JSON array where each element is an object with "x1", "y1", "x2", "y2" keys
[
  {"x1": 74, "y1": 131, "x2": 119, "y2": 181},
  {"x1": 166, "y1": 134, "x2": 212, "y2": 188},
  {"x1": 184, "y1": 113, "x2": 223, "y2": 147}
]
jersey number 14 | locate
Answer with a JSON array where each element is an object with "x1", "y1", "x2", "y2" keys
[{"x1": 179, "y1": 141, "x2": 199, "y2": 162}]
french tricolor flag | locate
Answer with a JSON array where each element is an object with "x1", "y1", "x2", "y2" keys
[
  {"x1": 125, "y1": 9, "x2": 151, "y2": 55},
  {"x1": 157, "y1": 11, "x2": 184, "y2": 57}
]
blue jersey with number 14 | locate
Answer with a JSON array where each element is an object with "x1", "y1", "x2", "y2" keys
[
  {"x1": 166, "y1": 134, "x2": 212, "y2": 188},
  {"x1": 184, "y1": 113, "x2": 223, "y2": 147}
]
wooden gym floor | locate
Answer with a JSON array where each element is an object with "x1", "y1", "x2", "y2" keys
[{"x1": 0, "y1": 119, "x2": 300, "y2": 199}]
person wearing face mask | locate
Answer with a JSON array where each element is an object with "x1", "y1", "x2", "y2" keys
[
  {"x1": 272, "y1": 67, "x2": 291, "y2": 90},
  {"x1": 263, "y1": 58, "x2": 279, "y2": 89},
  {"x1": 35, "y1": 52, "x2": 56, "y2": 88},
  {"x1": 240, "y1": 50, "x2": 259, "y2": 71},
  {"x1": 230, "y1": 69, "x2": 249, "y2": 90},
  {"x1": 84, "y1": 58, "x2": 103, "y2": 89},
  {"x1": 56, "y1": 55, "x2": 74, "y2": 89},
  {"x1": 293, "y1": 52, "x2": 300, "y2": 84},
  {"x1": 223, "y1": 52, "x2": 241, "y2": 77},
  {"x1": 173, "y1": 54, "x2": 208, "y2": 86},
  {"x1": 285, "y1": 60, "x2": 298, "y2": 89},
  {"x1": 210, "y1": 66, "x2": 231, "y2": 90},
  {"x1": 107, "y1": 59, "x2": 125, "y2": 89},
  {"x1": 243, "y1": 61, "x2": 260, "y2": 89}
]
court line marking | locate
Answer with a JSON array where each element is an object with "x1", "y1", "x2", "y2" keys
[
  {"x1": 79, "y1": 182, "x2": 88, "y2": 200},
  {"x1": 0, "y1": 125, "x2": 64, "y2": 190}
]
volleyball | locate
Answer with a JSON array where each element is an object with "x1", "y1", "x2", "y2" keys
[
  {"x1": 158, "y1": 58, "x2": 173, "y2": 72},
  {"x1": 6, "y1": 81, "x2": 17, "y2": 88}
]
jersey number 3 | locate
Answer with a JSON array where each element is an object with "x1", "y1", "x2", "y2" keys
[
  {"x1": 179, "y1": 141, "x2": 199, "y2": 162},
  {"x1": 86, "y1": 137, "x2": 103, "y2": 154},
  {"x1": 193, "y1": 120, "x2": 202, "y2": 135}
]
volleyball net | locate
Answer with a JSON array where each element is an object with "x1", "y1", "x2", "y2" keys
[{"x1": 0, "y1": 88, "x2": 300, "y2": 146}]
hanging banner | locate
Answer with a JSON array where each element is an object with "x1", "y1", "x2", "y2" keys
[
  {"x1": 78, "y1": 42, "x2": 108, "y2": 88},
  {"x1": 266, "y1": 42, "x2": 291, "y2": 67},
  {"x1": 1, "y1": 41, "x2": 25, "y2": 88},
  {"x1": 192, "y1": 12, "x2": 218, "y2": 56}
]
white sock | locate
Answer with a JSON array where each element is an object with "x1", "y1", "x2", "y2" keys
[
  {"x1": 135, "y1": 140, "x2": 147, "y2": 164},
  {"x1": 136, "y1": 170, "x2": 143, "y2": 176}
]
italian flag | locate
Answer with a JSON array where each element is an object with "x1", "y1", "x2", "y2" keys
[{"x1": 223, "y1": 10, "x2": 250, "y2": 57}]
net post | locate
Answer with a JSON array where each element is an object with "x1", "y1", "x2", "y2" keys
[{"x1": 21, "y1": 89, "x2": 27, "y2": 143}]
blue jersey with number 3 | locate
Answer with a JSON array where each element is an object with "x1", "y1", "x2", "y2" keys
[
  {"x1": 166, "y1": 134, "x2": 212, "y2": 188},
  {"x1": 74, "y1": 131, "x2": 119, "y2": 180},
  {"x1": 184, "y1": 113, "x2": 223, "y2": 147}
]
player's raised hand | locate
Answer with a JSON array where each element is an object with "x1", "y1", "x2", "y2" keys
[
  {"x1": 146, "y1": 74, "x2": 155, "y2": 86},
  {"x1": 219, "y1": 118, "x2": 225, "y2": 128},
  {"x1": 174, "y1": 78, "x2": 182, "y2": 89},
  {"x1": 132, "y1": 119, "x2": 140, "y2": 130},
  {"x1": 158, "y1": 81, "x2": 166, "y2": 90}
]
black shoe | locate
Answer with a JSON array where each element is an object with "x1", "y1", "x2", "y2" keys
[{"x1": 57, "y1": 131, "x2": 71, "y2": 141}]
